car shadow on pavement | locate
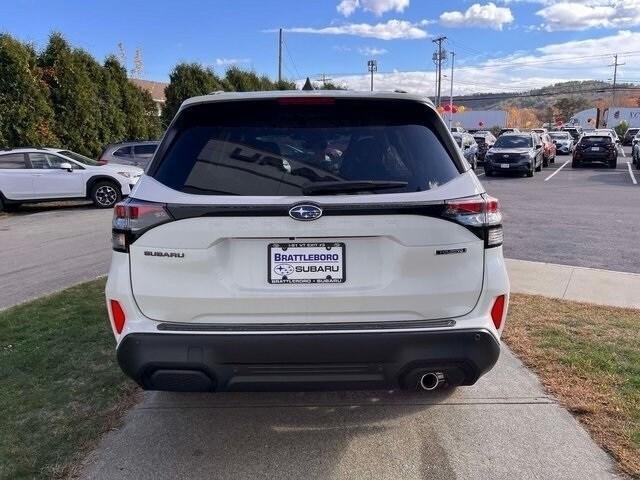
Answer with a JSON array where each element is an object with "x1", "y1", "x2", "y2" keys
[
  {"x1": 85, "y1": 388, "x2": 458, "y2": 479},
  {"x1": 15, "y1": 200, "x2": 94, "y2": 215}
]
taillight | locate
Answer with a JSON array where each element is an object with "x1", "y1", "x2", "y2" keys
[
  {"x1": 443, "y1": 195, "x2": 503, "y2": 248},
  {"x1": 109, "y1": 299, "x2": 126, "y2": 334},
  {"x1": 112, "y1": 198, "x2": 173, "y2": 252},
  {"x1": 98, "y1": 158, "x2": 108, "y2": 165},
  {"x1": 491, "y1": 295, "x2": 506, "y2": 330}
]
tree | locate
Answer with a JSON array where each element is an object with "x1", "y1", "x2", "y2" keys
[
  {"x1": 553, "y1": 96, "x2": 591, "y2": 123},
  {"x1": 38, "y1": 33, "x2": 103, "y2": 156},
  {"x1": 162, "y1": 63, "x2": 225, "y2": 126},
  {"x1": 315, "y1": 81, "x2": 346, "y2": 90},
  {"x1": 0, "y1": 34, "x2": 57, "y2": 148}
]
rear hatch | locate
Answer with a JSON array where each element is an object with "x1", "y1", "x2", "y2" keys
[{"x1": 127, "y1": 96, "x2": 486, "y2": 325}]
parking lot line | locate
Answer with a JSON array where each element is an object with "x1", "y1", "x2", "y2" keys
[
  {"x1": 544, "y1": 159, "x2": 571, "y2": 182},
  {"x1": 627, "y1": 162, "x2": 638, "y2": 185},
  {"x1": 476, "y1": 172, "x2": 485, "y2": 177}
]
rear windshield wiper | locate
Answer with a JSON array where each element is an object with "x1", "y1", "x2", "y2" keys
[{"x1": 302, "y1": 180, "x2": 408, "y2": 195}]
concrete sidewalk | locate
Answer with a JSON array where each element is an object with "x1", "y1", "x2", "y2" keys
[{"x1": 507, "y1": 258, "x2": 640, "y2": 309}]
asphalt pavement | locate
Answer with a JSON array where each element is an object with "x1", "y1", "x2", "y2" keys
[
  {"x1": 78, "y1": 347, "x2": 621, "y2": 480},
  {"x1": 482, "y1": 146, "x2": 640, "y2": 273},
  {"x1": 0, "y1": 203, "x2": 112, "y2": 310}
]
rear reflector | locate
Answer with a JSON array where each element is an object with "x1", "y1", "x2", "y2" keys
[
  {"x1": 109, "y1": 300, "x2": 126, "y2": 334},
  {"x1": 491, "y1": 295, "x2": 506, "y2": 330}
]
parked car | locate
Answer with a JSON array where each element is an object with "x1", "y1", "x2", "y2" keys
[
  {"x1": 0, "y1": 148, "x2": 143, "y2": 211},
  {"x1": 497, "y1": 128, "x2": 520, "y2": 137},
  {"x1": 631, "y1": 131, "x2": 640, "y2": 168},
  {"x1": 98, "y1": 141, "x2": 159, "y2": 168},
  {"x1": 623, "y1": 127, "x2": 640, "y2": 146},
  {"x1": 473, "y1": 131, "x2": 497, "y2": 163},
  {"x1": 562, "y1": 126, "x2": 583, "y2": 142},
  {"x1": 106, "y1": 91, "x2": 509, "y2": 393},
  {"x1": 484, "y1": 132, "x2": 544, "y2": 177},
  {"x1": 572, "y1": 133, "x2": 617, "y2": 168},
  {"x1": 450, "y1": 126, "x2": 466, "y2": 133},
  {"x1": 593, "y1": 129, "x2": 621, "y2": 144},
  {"x1": 548, "y1": 131, "x2": 574, "y2": 155},
  {"x1": 540, "y1": 133, "x2": 557, "y2": 166},
  {"x1": 452, "y1": 132, "x2": 479, "y2": 169}
]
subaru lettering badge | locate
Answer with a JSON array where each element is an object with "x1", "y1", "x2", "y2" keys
[{"x1": 289, "y1": 204, "x2": 323, "y2": 221}]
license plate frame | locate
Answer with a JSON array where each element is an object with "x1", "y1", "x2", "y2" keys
[{"x1": 268, "y1": 242, "x2": 346, "y2": 284}]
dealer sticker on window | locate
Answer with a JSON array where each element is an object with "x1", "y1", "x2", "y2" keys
[{"x1": 268, "y1": 242, "x2": 346, "y2": 284}]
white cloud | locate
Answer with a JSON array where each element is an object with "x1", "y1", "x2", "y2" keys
[
  {"x1": 440, "y1": 3, "x2": 514, "y2": 30},
  {"x1": 337, "y1": 0, "x2": 410, "y2": 17},
  {"x1": 215, "y1": 57, "x2": 250, "y2": 66},
  {"x1": 305, "y1": 30, "x2": 640, "y2": 95},
  {"x1": 358, "y1": 46, "x2": 388, "y2": 55},
  {"x1": 281, "y1": 19, "x2": 429, "y2": 40},
  {"x1": 536, "y1": 1, "x2": 640, "y2": 31}
]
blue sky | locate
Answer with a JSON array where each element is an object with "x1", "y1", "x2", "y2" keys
[{"x1": 1, "y1": 0, "x2": 639, "y2": 94}]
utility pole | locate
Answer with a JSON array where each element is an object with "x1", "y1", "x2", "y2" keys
[
  {"x1": 278, "y1": 28, "x2": 283, "y2": 84},
  {"x1": 432, "y1": 36, "x2": 447, "y2": 106},
  {"x1": 449, "y1": 51, "x2": 455, "y2": 129},
  {"x1": 367, "y1": 59, "x2": 377, "y2": 92},
  {"x1": 315, "y1": 73, "x2": 333, "y2": 88},
  {"x1": 609, "y1": 54, "x2": 625, "y2": 110}
]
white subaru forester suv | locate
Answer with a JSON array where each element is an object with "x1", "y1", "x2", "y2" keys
[{"x1": 106, "y1": 91, "x2": 509, "y2": 392}]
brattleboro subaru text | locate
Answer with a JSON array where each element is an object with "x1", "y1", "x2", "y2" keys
[{"x1": 106, "y1": 90, "x2": 510, "y2": 393}]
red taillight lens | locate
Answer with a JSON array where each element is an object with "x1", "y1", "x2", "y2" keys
[
  {"x1": 491, "y1": 295, "x2": 506, "y2": 330},
  {"x1": 443, "y1": 195, "x2": 503, "y2": 247},
  {"x1": 112, "y1": 199, "x2": 172, "y2": 252},
  {"x1": 98, "y1": 158, "x2": 108, "y2": 165},
  {"x1": 109, "y1": 300, "x2": 126, "y2": 334}
]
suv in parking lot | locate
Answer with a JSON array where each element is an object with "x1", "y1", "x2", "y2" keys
[
  {"x1": 106, "y1": 91, "x2": 509, "y2": 393},
  {"x1": 548, "y1": 131, "x2": 574, "y2": 154},
  {"x1": 0, "y1": 148, "x2": 143, "y2": 211},
  {"x1": 483, "y1": 132, "x2": 544, "y2": 177},
  {"x1": 622, "y1": 127, "x2": 639, "y2": 146},
  {"x1": 98, "y1": 141, "x2": 159, "y2": 168},
  {"x1": 573, "y1": 133, "x2": 618, "y2": 168},
  {"x1": 452, "y1": 132, "x2": 479, "y2": 169},
  {"x1": 473, "y1": 131, "x2": 496, "y2": 163}
]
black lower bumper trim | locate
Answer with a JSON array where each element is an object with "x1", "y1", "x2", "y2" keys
[{"x1": 117, "y1": 329, "x2": 500, "y2": 392}]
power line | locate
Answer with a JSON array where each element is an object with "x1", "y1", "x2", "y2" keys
[{"x1": 282, "y1": 38, "x2": 301, "y2": 80}]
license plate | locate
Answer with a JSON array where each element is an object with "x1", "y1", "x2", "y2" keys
[
  {"x1": 268, "y1": 242, "x2": 345, "y2": 284},
  {"x1": 500, "y1": 163, "x2": 510, "y2": 168},
  {"x1": 591, "y1": 147, "x2": 599, "y2": 151}
]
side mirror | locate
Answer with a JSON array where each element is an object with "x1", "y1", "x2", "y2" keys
[
  {"x1": 536, "y1": 144, "x2": 542, "y2": 149},
  {"x1": 59, "y1": 162, "x2": 73, "y2": 172}
]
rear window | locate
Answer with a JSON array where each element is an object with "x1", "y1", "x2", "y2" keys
[
  {"x1": 494, "y1": 135, "x2": 532, "y2": 148},
  {"x1": 134, "y1": 144, "x2": 157, "y2": 155},
  {"x1": 580, "y1": 136, "x2": 611, "y2": 145},
  {"x1": 152, "y1": 99, "x2": 461, "y2": 196},
  {"x1": 0, "y1": 153, "x2": 26, "y2": 169}
]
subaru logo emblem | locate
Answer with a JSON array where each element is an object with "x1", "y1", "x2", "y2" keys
[{"x1": 289, "y1": 204, "x2": 323, "y2": 221}]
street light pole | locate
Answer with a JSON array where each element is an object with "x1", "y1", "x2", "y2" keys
[
  {"x1": 367, "y1": 59, "x2": 377, "y2": 92},
  {"x1": 449, "y1": 51, "x2": 455, "y2": 129}
]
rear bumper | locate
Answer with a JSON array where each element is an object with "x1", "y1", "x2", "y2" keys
[{"x1": 117, "y1": 329, "x2": 500, "y2": 392}]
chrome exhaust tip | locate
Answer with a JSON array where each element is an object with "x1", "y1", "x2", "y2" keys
[{"x1": 419, "y1": 372, "x2": 445, "y2": 391}]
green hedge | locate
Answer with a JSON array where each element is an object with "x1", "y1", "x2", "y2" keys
[{"x1": 0, "y1": 33, "x2": 161, "y2": 157}]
